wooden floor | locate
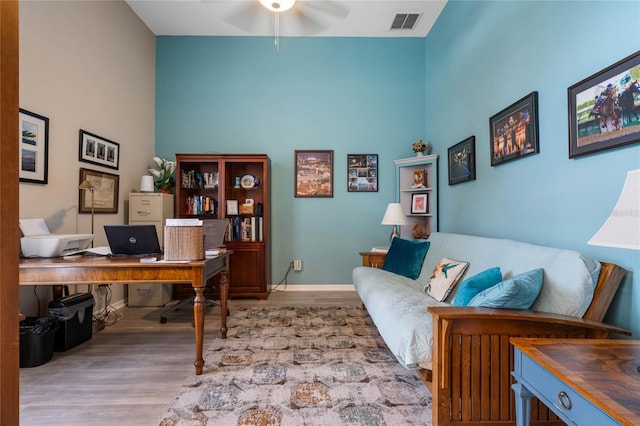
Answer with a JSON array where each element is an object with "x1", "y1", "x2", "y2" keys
[{"x1": 19, "y1": 290, "x2": 361, "y2": 426}]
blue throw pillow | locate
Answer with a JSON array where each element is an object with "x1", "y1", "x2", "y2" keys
[
  {"x1": 382, "y1": 238, "x2": 430, "y2": 280},
  {"x1": 452, "y1": 267, "x2": 502, "y2": 306},
  {"x1": 467, "y1": 268, "x2": 543, "y2": 309}
]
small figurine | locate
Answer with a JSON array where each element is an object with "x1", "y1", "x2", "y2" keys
[{"x1": 412, "y1": 224, "x2": 423, "y2": 239}]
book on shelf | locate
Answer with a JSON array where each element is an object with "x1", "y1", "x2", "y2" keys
[
  {"x1": 165, "y1": 218, "x2": 203, "y2": 227},
  {"x1": 226, "y1": 216, "x2": 263, "y2": 242}
]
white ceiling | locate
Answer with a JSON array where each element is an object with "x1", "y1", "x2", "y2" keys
[{"x1": 125, "y1": 0, "x2": 448, "y2": 38}]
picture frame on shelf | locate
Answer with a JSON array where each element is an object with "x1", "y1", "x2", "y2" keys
[
  {"x1": 347, "y1": 154, "x2": 378, "y2": 192},
  {"x1": 226, "y1": 199, "x2": 239, "y2": 216},
  {"x1": 568, "y1": 50, "x2": 640, "y2": 158},
  {"x1": 19, "y1": 109, "x2": 49, "y2": 184},
  {"x1": 294, "y1": 150, "x2": 333, "y2": 198},
  {"x1": 448, "y1": 136, "x2": 476, "y2": 185},
  {"x1": 490, "y1": 91, "x2": 539, "y2": 166},
  {"x1": 79, "y1": 129, "x2": 120, "y2": 170},
  {"x1": 79, "y1": 168, "x2": 119, "y2": 214},
  {"x1": 411, "y1": 193, "x2": 428, "y2": 214}
]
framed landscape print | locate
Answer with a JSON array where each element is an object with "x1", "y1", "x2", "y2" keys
[
  {"x1": 79, "y1": 129, "x2": 120, "y2": 170},
  {"x1": 568, "y1": 50, "x2": 640, "y2": 158},
  {"x1": 448, "y1": 136, "x2": 476, "y2": 185},
  {"x1": 19, "y1": 109, "x2": 49, "y2": 184},
  {"x1": 294, "y1": 150, "x2": 333, "y2": 198},
  {"x1": 79, "y1": 168, "x2": 119, "y2": 214},
  {"x1": 347, "y1": 154, "x2": 378, "y2": 192},
  {"x1": 490, "y1": 91, "x2": 539, "y2": 166}
]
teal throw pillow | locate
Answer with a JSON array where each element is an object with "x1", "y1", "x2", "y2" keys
[
  {"x1": 467, "y1": 268, "x2": 543, "y2": 309},
  {"x1": 452, "y1": 267, "x2": 503, "y2": 306},
  {"x1": 382, "y1": 238, "x2": 430, "y2": 280}
]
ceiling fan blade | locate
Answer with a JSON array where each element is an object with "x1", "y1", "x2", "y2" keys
[
  {"x1": 284, "y1": 1, "x2": 350, "y2": 36},
  {"x1": 223, "y1": 1, "x2": 272, "y2": 35}
]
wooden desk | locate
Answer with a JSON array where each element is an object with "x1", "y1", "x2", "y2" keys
[
  {"x1": 511, "y1": 338, "x2": 640, "y2": 426},
  {"x1": 19, "y1": 253, "x2": 231, "y2": 375}
]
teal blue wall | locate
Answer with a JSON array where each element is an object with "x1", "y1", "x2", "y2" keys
[
  {"x1": 425, "y1": 0, "x2": 639, "y2": 336},
  {"x1": 156, "y1": 37, "x2": 426, "y2": 285},
  {"x1": 156, "y1": 1, "x2": 640, "y2": 336}
]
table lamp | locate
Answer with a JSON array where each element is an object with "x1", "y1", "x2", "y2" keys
[
  {"x1": 78, "y1": 179, "x2": 95, "y2": 247},
  {"x1": 382, "y1": 202, "x2": 409, "y2": 243},
  {"x1": 588, "y1": 169, "x2": 639, "y2": 250}
]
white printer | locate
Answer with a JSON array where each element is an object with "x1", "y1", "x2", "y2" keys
[{"x1": 20, "y1": 218, "x2": 93, "y2": 257}]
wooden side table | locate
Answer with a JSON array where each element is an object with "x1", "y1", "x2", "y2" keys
[
  {"x1": 511, "y1": 338, "x2": 640, "y2": 426},
  {"x1": 359, "y1": 251, "x2": 387, "y2": 268}
]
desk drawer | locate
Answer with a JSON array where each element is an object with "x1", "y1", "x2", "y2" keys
[
  {"x1": 520, "y1": 354, "x2": 618, "y2": 426},
  {"x1": 130, "y1": 195, "x2": 164, "y2": 221}
]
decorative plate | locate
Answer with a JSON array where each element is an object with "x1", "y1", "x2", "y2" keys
[{"x1": 240, "y1": 174, "x2": 255, "y2": 189}]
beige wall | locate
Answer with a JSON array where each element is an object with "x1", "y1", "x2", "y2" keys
[{"x1": 19, "y1": 1, "x2": 156, "y2": 314}]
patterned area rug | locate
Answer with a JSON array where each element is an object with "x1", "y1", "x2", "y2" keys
[{"x1": 158, "y1": 306, "x2": 432, "y2": 425}]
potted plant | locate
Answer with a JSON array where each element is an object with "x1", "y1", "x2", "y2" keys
[
  {"x1": 412, "y1": 140, "x2": 432, "y2": 156},
  {"x1": 148, "y1": 157, "x2": 175, "y2": 193}
]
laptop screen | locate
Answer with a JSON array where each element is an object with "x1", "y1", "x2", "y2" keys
[{"x1": 104, "y1": 225, "x2": 161, "y2": 256}]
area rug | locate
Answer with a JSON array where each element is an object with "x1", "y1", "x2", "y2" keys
[{"x1": 158, "y1": 305, "x2": 432, "y2": 425}]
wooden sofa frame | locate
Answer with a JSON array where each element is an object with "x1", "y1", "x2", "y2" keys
[{"x1": 360, "y1": 253, "x2": 630, "y2": 426}]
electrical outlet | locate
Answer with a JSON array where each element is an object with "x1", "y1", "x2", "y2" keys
[{"x1": 293, "y1": 259, "x2": 303, "y2": 271}]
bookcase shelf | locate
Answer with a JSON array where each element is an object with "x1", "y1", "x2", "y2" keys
[
  {"x1": 174, "y1": 153, "x2": 271, "y2": 300},
  {"x1": 394, "y1": 154, "x2": 439, "y2": 239}
]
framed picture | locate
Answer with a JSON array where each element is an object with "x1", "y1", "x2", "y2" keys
[
  {"x1": 19, "y1": 109, "x2": 49, "y2": 184},
  {"x1": 568, "y1": 50, "x2": 640, "y2": 158},
  {"x1": 411, "y1": 193, "x2": 428, "y2": 214},
  {"x1": 226, "y1": 200, "x2": 238, "y2": 216},
  {"x1": 294, "y1": 150, "x2": 333, "y2": 198},
  {"x1": 448, "y1": 136, "x2": 476, "y2": 185},
  {"x1": 490, "y1": 91, "x2": 539, "y2": 166},
  {"x1": 79, "y1": 129, "x2": 120, "y2": 170},
  {"x1": 79, "y1": 168, "x2": 119, "y2": 214},
  {"x1": 347, "y1": 154, "x2": 378, "y2": 192}
]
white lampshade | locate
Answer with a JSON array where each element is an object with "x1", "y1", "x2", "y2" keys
[
  {"x1": 140, "y1": 175, "x2": 154, "y2": 192},
  {"x1": 259, "y1": 0, "x2": 295, "y2": 12},
  {"x1": 588, "y1": 169, "x2": 640, "y2": 250},
  {"x1": 382, "y1": 203, "x2": 409, "y2": 225}
]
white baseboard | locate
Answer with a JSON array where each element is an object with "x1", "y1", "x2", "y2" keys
[{"x1": 270, "y1": 284, "x2": 355, "y2": 292}]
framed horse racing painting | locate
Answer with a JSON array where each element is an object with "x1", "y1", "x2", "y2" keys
[
  {"x1": 568, "y1": 50, "x2": 640, "y2": 158},
  {"x1": 489, "y1": 91, "x2": 539, "y2": 166}
]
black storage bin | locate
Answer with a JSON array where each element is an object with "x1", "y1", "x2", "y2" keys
[
  {"x1": 48, "y1": 293, "x2": 94, "y2": 351},
  {"x1": 20, "y1": 316, "x2": 59, "y2": 368}
]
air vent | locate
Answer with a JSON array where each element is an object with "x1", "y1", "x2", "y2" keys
[{"x1": 391, "y1": 13, "x2": 420, "y2": 30}]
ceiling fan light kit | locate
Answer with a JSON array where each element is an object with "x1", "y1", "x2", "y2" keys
[{"x1": 259, "y1": 0, "x2": 296, "y2": 13}]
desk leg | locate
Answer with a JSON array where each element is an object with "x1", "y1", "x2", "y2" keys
[
  {"x1": 512, "y1": 382, "x2": 534, "y2": 426},
  {"x1": 219, "y1": 260, "x2": 229, "y2": 339},
  {"x1": 193, "y1": 286, "x2": 205, "y2": 375}
]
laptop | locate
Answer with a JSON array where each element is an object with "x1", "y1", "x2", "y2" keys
[{"x1": 104, "y1": 225, "x2": 162, "y2": 256}]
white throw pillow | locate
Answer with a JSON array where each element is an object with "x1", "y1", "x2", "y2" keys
[{"x1": 425, "y1": 258, "x2": 469, "y2": 302}]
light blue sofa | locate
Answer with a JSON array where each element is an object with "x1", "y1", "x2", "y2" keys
[{"x1": 353, "y1": 232, "x2": 628, "y2": 425}]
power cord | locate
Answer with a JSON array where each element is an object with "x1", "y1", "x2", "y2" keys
[
  {"x1": 93, "y1": 285, "x2": 124, "y2": 327},
  {"x1": 271, "y1": 261, "x2": 294, "y2": 291}
]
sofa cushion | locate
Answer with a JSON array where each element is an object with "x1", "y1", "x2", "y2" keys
[
  {"x1": 425, "y1": 258, "x2": 469, "y2": 302},
  {"x1": 452, "y1": 267, "x2": 502, "y2": 306},
  {"x1": 468, "y1": 268, "x2": 543, "y2": 309},
  {"x1": 382, "y1": 238, "x2": 430, "y2": 280}
]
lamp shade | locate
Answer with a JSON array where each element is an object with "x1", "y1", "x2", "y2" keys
[
  {"x1": 588, "y1": 169, "x2": 640, "y2": 250},
  {"x1": 259, "y1": 0, "x2": 295, "y2": 12},
  {"x1": 381, "y1": 203, "x2": 409, "y2": 226}
]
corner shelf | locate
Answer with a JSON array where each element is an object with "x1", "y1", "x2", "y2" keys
[{"x1": 394, "y1": 154, "x2": 438, "y2": 239}]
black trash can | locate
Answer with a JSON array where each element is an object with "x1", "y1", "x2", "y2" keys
[
  {"x1": 20, "y1": 316, "x2": 59, "y2": 368},
  {"x1": 48, "y1": 293, "x2": 94, "y2": 352}
]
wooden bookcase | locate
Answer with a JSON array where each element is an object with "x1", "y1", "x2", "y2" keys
[
  {"x1": 394, "y1": 154, "x2": 438, "y2": 239},
  {"x1": 173, "y1": 153, "x2": 271, "y2": 300}
]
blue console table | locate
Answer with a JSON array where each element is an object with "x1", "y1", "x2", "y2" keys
[{"x1": 511, "y1": 338, "x2": 639, "y2": 426}]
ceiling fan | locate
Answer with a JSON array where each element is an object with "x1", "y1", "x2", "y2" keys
[{"x1": 224, "y1": 0, "x2": 350, "y2": 51}]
